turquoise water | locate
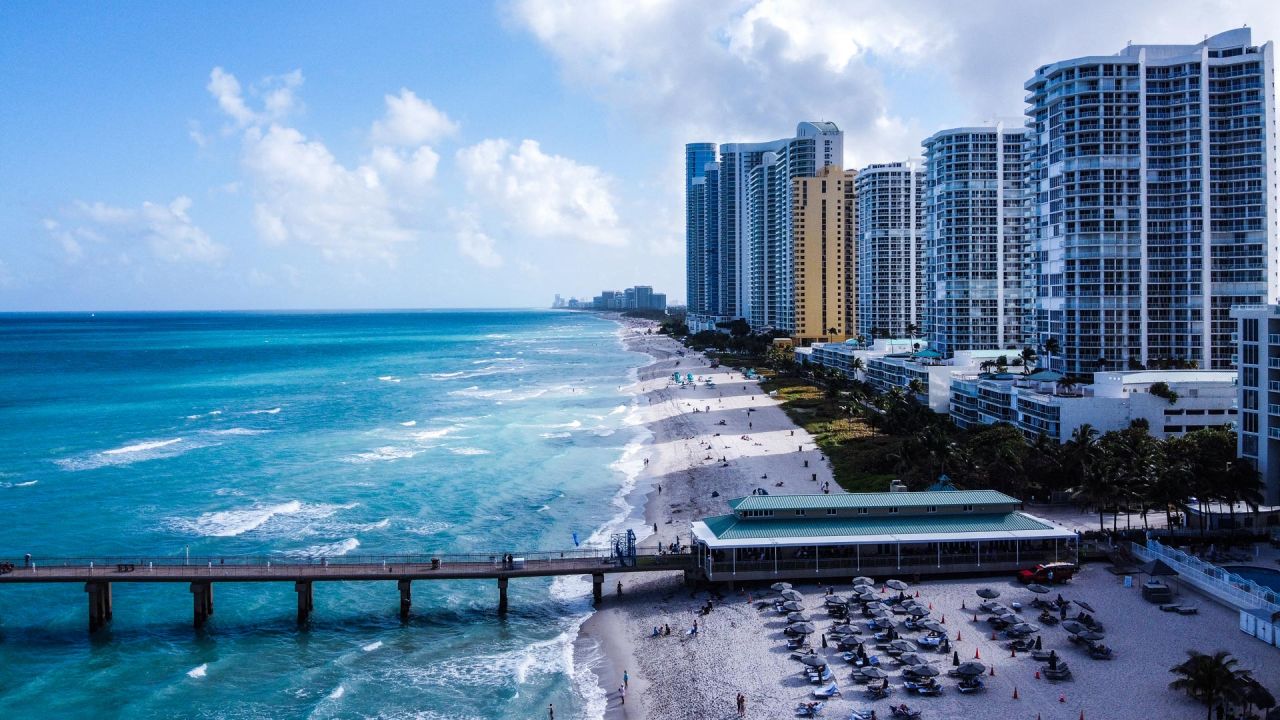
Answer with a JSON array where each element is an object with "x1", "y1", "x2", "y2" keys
[
  {"x1": 1226, "y1": 565, "x2": 1280, "y2": 594},
  {"x1": 0, "y1": 310, "x2": 649, "y2": 719}
]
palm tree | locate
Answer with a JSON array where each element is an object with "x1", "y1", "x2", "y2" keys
[
  {"x1": 907, "y1": 378, "x2": 927, "y2": 397},
  {"x1": 1019, "y1": 346, "x2": 1038, "y2": 373},
  {"x1": 979, "y1": 359, "x2": 996, "y2": 375},
  {"x1": 904, "y1": 322, "x2": 920, "y2": 339},
  {"x1": 1056, "y1": 376, "x2": 1078, "y2": 396},
  {"x1": 1042, "y1": 337, "x2": 1061, "y2": 371},
  {"x1": 1064, "y1": 424, "x2": 1109, "y2": 530},
  {"x1": 1169, "y1": 650, "x2": 1250, "y2": 720},
  {"x1": 848, "y1": 356, "x2": 866, "y2": 380}
]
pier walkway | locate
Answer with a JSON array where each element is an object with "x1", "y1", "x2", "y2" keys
[{"x1": 0, "y1": 549, "x2": 695, "y2": 632}]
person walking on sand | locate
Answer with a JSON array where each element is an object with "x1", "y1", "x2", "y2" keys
[
  {"x1": 623, "y1": 670, "x2": 629, "y2": 690},
  {"x1": 618, "y1": 684, "x2": 625, "y2": 705},
  {"x1": 616, "y1": 580, "x2": 623, "y2": 597},
  {"x1": 736, "y1": 692, "x2": 745, "y2": 717},
  {"x1": 548, "y1": 703, "x2": 554, "y2": 719}
]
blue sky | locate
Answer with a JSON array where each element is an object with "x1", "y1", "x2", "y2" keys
[{"x1": 2, "y1": 1, "x2": 1277, "y2": 310}]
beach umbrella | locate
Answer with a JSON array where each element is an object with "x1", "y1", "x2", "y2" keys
[
  {"x1": 1009, "y1": 622, "x2": 1039, "y2": 635},
  {"x1": 856, "y1": 591, "x2": 877, "y2": 602},
  {"x1": 772, "y1": 582, "x2": 793, "y2": 592},
  {"x1": 853, "y1": 576, "x2": 875, "y2": 586},
  {"x1": 920, "y1": 620, "x2": 946, "y2": 633},
  {"x1": 889, "y1": 639, "x2": 918, "y2": 653},
  {"x1": 781, "y1": 601, "x2": 804, "y2": 612},
  {"x1": 906, "y1": 664, "x2": 940, "y2": 677},
  {"x1": 976, "y1": 587, "x2": 1001, "y2": 599},
  {"x1": 798, "y1": 655, "x2": 828, "y2": 668},
  {"x1": 829, "y1": 623, "x2": 857, "y2": 635},
  {"x1": 870, "y1": 607, "x2": 892, "y2": 619},
  {"x1": 859, "y1": 667, "x2": 889, "y2": 679},
  {"x1": 787, "y1": 622, "x2": 817, "y2": 635},
  {"x1": 1073, "y1": 599, "x2": 1096, "y2": 613},
  {"x1": 788, "y1": 612, "x2": 812, "y2": 623},
  {"x1": 899, "y1": 652, "x2": 929, "y2": 667},
  {"x1": 955, "y1": 662, "x2": 986, "y2": 677},
  {"x1": 781, "y1": 589, "x2": 804, "y2": 601},
  {"x1": 1061, "y1": 620, "x2": 1087, "y2": 634},
  {"x1": 825, "y1": 596, "x2": 848, "y2": 607},
  {"x1": 907, "y1": 606, "x2": 929, "y2": 617},
  {"x1": 1026, "y1": 583, "x2": 1051, "y2": 594},
  {"x1": 873, "y1": 617, "x2": 896, "y2": 629},
  {"x1": 886, "y1": 579, "x2": 909, "y2": 591},
  {"x1": 978, "y1": 600, "x2": 1001, "y2": 613},
  {"x1": 866, "y1": 602, "x2": 889, "y2": 612},
  {"x1": 1076, "y1": 630, "x2": 1105, "y2": 641}
]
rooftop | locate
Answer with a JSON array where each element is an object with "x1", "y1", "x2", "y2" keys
[
  {"x1": 727, "y1": 490, "x2": 1020, "y2": 514},
  {"x1": 699, "y1": 511, "x2": 1066, "y2": 545}
]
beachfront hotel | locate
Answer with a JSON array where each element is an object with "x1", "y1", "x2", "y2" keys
[
  {"x1": 685, "y1": 122, "x2": 844, "y2": 334},
  {"x1": 923, "y1": 123, "x2": 1032, "y2": 355},
  {"x1": 791, "y1": 165, "x2": 857, "y2": 346},
  {"x1": 685, "y1": 142, "x2": 719, "y2": 323},
  {"x1": 856, "y1": 161, "x2": 926, "y2": 340},
  {"x1": 1232, "y1": 304, "x2": 1280, "y2": 504},
  {"x1": 690, "y1": 490, "x2": 1077, "y2": 583},
  {"x1": 1025, "y1": 28, "x2": 1278, "y2": 377}
]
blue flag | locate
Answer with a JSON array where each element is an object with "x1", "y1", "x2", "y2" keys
[{"x1": 572, "y1": 531, "x2": 580, "y2": 547}]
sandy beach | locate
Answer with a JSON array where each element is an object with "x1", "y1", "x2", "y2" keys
[{"x1": 575, "y1": 320, "x2": 1280, "y2": 720}]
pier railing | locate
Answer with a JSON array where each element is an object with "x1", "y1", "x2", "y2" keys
[{"x1": 4, "y1": 549, "x2": 630, "y2": 569}]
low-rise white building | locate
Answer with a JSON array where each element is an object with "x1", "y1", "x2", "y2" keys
[{"x1": 951, "y1": 370, "x2": 1237, "y2": 442}]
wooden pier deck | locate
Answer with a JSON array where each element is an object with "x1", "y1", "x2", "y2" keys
[{"x1": 0, "y1": 550, "x2": 695, "y2": 632}]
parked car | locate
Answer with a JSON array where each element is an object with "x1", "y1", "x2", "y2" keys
[{"x1": 1017, "y1": 562, "x2": 1077, "y2": 584}]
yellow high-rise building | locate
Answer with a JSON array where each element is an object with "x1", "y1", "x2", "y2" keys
[{"x1": 791, "y1": 165, "x2": 856, "y2": 346}]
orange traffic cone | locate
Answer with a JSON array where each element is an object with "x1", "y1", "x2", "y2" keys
[
  {"x1": 1010, "y1": 648, "x2": 1017, "y2": 657},
  {"x1": 1012, "y1": 686, "x2": 1018, "y2": 700},
  {"x1": 882, "y1": 585, "x2": 886, "y2": 593},
  {"x1": 915, "y1": 590, "x2": 920, "y2": 598},
  {"x1": 956, "y1": 631, "x2": 962, "y2": 641},
  {"x1": 941, "y1": 615, "x2": 946, "y2": 624},
  {"x1": 928, "y1": 602, "x2": 933, "y2": 610},
  {"x1": 974, "y1": 648, "x2": 981, "y2": 659},
  {"x1": 1035, "y1": 670, "x2": 1041, "y2": 680},
  {"x1": 991, "y1": 630, "x2": 997, "y2": 640},
  {"x1": 1059, "y1": 693, "x2": 1065, "y2": 703},
  {"x1": 990, "y1": 665, "x2": 996, "y2": 677},
  {"x1": 1079, "y1": 712, "x2": 1084, "y2": 720},
  {"x1": 961, "y1": 600, "x2": 967, "y2": 610}
]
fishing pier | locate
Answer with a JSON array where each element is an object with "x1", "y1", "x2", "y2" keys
[{"x1": 0, "y1": 533, "x2": 695, "y2": 633}]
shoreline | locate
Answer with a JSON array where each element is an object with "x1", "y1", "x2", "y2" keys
[{"x1": 574, "y1": 316, "x2": 836, "y2": 720}]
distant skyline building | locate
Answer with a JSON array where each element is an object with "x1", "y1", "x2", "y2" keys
[
  {"x1": 856, "y1": 161, "x2": 926, "y2": 340},
  {"x1": 791, "y1": 165, "x2": 857, "y2": 345},
  {"x1": 1026, "y1": 28, "x2": 1278, "y2": 376},
  {"x1": 923, "y1": 123, "x2": 1032, "y2": 354},
  {"x1": 717, "y1": 122, "x2": 844, "y2": 331},
  {"x1": 589, "y1": 285, "x2": 667, "y2": 312},
  {"x1": 685, "y1": 142, "x2": 718, "y2": 318}
]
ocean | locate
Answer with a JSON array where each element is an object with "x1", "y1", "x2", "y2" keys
[{"x1": 0, "y1": 310, "x2": 650, "y2": 719}]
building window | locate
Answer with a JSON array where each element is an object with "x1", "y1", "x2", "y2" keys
[
  {"x1": 796, "y1": 510, "x2": 806, "y2": 516},
  {"x1": 1243, "y1": 318, "x2": 1259, "y2": 342},
  {"x1": 826, "y1": 509, "x2": 837, "y2": 516},
  {"x1": 1243, "y1": 411, "x2": 1259, "y2": 433},
  {"x1": 887, "y1": 507, "x2": 898, "y2": 514},
  {"x1": 1243, "y1": 367, "x2": 1258, "y2": 387},
  {"x1": 963, "y1": 505, "x2": 973, "y2": 512},
  {"x1": 858, "y1": 508, "x2": 868, "y2": 514}
]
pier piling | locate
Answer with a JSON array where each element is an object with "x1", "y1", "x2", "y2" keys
[
  {"x1": 295, "y1": 580, "x2": 313, "y2": 624},
  {"x1": 85, "y1": 581, "x2": 111, "y2": 633},
  {"x1": 592, "y1": 573, "x2": 603, "y2": 604},
  {"x1": 398, "y1": 579, "x2": 411, "y2": 620},
  {"x1": 497, "y1": 576, "x2": 509, "y2": 615},
  {"x1": 190, "y1": 582, "x2": 212, "y2": 629}
]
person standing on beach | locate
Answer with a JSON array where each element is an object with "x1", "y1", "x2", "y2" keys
[
  {"x1": 548, "y1": 703, "x2": 554, "y2": 719},
  {"x1": 618, "y1": 684, "x2": 625, "y2": 705},
  {"x1": 623, "y1": 670, "x2": 629, "y2": 690}
]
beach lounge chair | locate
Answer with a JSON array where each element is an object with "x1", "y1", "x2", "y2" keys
[
  {"x1": 813, "y1": 683, "x2": 841, "y2": 699},
  {"x1": 1030, "y1": 650, "x2": 1053, "y2": 662},
  {"x1": 807, "y1": 667, "x2": 835, "y2": 683},
  {"x1": 794, "y1": 701, "x2": 825, "y2": 717},
  {"x1": 850, "y1": 710, "x2": 875, "y2": 720},
  {"x1": 1175, "y1": 605, "x2": 1199, "y2": 615},
  {"x1": 957, "y1": 677, "x2": 986, "y2": 694},
  {"x1": 865, "y1": 685, "x2": 890, "y2": 699},
  {"x1": 889, "y1": 705, "x2": 922, "y2": 719}
]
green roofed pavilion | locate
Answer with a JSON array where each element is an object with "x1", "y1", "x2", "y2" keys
[{"x1": 689, "y1": 490, "x2": 1078, "y2": 582}]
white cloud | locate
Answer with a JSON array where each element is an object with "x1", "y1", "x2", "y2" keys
[
  {"x1": 206, "y1": 66, "x2": 304, "y2": 130},
  {"x1": 371, "y1": 89, "x2": 459, "y2": 146},
  {"x1": 509, "y1": 0, "x2": 919, "y2": 166},
  {"x1": 456, "y1": 138, "x2": 626, "y2": 246},
  {"x1": 205, "y1": 68, "x2": 454, "y2": 262},
  {"x1": 241, "y1": 124, "x2": 413, "y2": 261},
  {"x1": 45, "y1": 197, "x2": 226, "y2": 264},
  {"x1": 451, "y1": 210, "x2": 504, "y2": 268}
]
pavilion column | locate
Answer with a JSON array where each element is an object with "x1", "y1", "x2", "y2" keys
[
  {"x1": 1015, "y1": 540, "x2": 1020, "y2": 566},
  {"x1": 856, "y1": 544, "x2": 860, "y2": 571},
  {"x1": 896, "y1": 543, "x2": 901, "y2": 571},
  {"x1": 937, "y1": 543, "x2": 941, "y2": 569},
  {"x1": 773, "y1": 547, "x2": 778, "y2": 575},
  {"x1": 815, "y1": 545, "x2": 819, "y2": 575},
  {"x1": 976, "y1": 541, "x2": 981, "y2": 568}
]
